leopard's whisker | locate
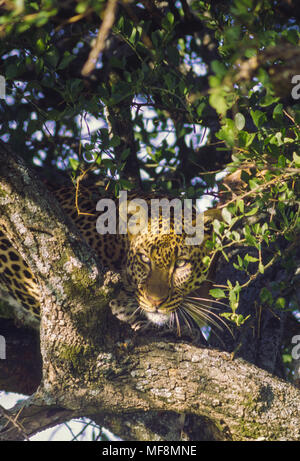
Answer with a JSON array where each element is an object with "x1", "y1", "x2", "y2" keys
[
  {"x1": 169, "y1": 311, "x2": 175, "y2": 329},
  {"x1": 181, "y1": 303, "x2": 228, "y2": 346},
  {"x1": 177, "y1": 307, "x2": 193, "y2": 331},
  {"x1": 180, "y1": 304, "x2": 218, "y2": 337},
  {"x1": 185, "y1": 297, "x2": 222, "y2": 311},
  {"x1": 182, "y1": 300, "x2": 233, "y2": 336},
  {"x1": 187, "y1": 296, "x2": 229, "y2": 308},
  {"x1": 186, "y1": 302, "x2": 221, "y2": 311},
  {"x1": 187, "y1": 300, "x2": 232, "y2": 332},
  {"x1": 183, "y1": 302, "x2": 224, "y2": 331},
  {"x1": 174, "y1": 310, "x2": 181, "y2": 336},
  {"x1": 128, "y1": 304, "x2": 143, "y2": 319}
]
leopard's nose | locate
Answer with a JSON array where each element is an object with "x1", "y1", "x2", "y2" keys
[{"x1": 146, "y1": 293, "x2": 167, "y2": 308}]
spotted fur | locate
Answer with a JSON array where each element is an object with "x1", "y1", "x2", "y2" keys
[{"x1": 0, "y1": 185, "x2": 218, "y2": 333}]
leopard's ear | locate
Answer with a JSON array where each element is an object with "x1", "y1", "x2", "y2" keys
[
  {"x1": 199, "y1": 207, "x2": 223, "y2": 242},
  {"x1": 204, "y1": 207, "x2": 222, "y2": 224},
  {"x1": 186, "y1": 207, "x2": 222, "y2": 237}
]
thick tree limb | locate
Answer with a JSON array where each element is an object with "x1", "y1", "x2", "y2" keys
[{"x1": 0, "y1": 343, "x2": 299, "y2": 441}]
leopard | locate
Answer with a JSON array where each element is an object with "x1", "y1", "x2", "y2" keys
[{"x1": 0, "y1": 183, "x2": 221, "y2": 335}]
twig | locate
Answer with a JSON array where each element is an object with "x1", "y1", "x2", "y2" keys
[
  {"x1": 218, "y1": 171, "x2": 298, "y2": 209},
  {"x1": 283, "y1": 109, "x2": 300, "y2": 131},
  {"x1": 81, "y1": 0, "x2": 119, "y2": 77},
  {"x1": 0, "y1": 405, "x2": 30, "y2": 441}
]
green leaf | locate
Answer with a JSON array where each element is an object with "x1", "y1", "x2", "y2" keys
[
  {"x1": 260, "y1": 287, "x2": 273, "y2": 305},
  {"x1": 244, "y1": 254, "x2": 259, "y2": 263},
  {"x1": 196, "y1": 101, "x2": 206, "y2": 117},
  {"x1": 69, "y1": 158, "x2": 79, "y2": 171},
  {"x1": 275, "y1": 297, "x2": 286, "y2": 309},
  {"x1": 119, "y1": 178, "x2": 134, "y2": 190},
  {"x1": 237, "y1": 254, "x2": 243, "y2": 267},
  {"x1": 120, "y1": 148, "x2": 131, "y2": 160},
  {"x1": 283, "y1": 137, "x2": 295, "y2": 143},
  {"x1": 216, "y1": 119, "x2": 236, "y2": 146},
  {"x1": 273, "y1": 103, "x2": 283, "y2": 120},
  {"x1": 213, "y1": 219, "x2": 224, "y2": 235},
  {"x1": 245, "y1": 206, "x2": 258, "y2": 216},
  {"x1": 44, "y1": 49, "x2": 60, "y2": 68},
  {"x1": 234, "y1": 112, "x2": 245, "y2": 131},
  {"x1": 166, "y1": 11, "x2": 175, "y2": 25},
  {"x1": 57, "y1": 52, "x2": 75, "y2": 70},
  {"x1": 282, "y1": 29, "x2": 299, "y2": 45},
  {"x1": 269, "y1": 132, "x2": 283, "y2": 146},
  {"x1": 238, "y1": 130, "x2": 256, "y2": 147},
  {"x1": 258, "y1": 262, "x2": 265, "y2": 274},
  {"x1": 293, "y1": 152, "x2": 300, "y2": 167},
  {"x1": 244, "y1": 48, "x2": 256, "y2": 58},
  {"x1": 209, "y1": 288, "x2": 226, "y2": 299},
  {"x1": 250, "y1": 109, "x2": 267, "y2": 128},
  {"x1": 260, "y1": 91, "x2": 279, "y2": 107},
  {"x1": 209, "y1": 92, "x2": 228, "y2": 117},
  {"x1": 202, "y1": 256, "x2": 211, "y2": 267},
  {"x1": 209, "y1": 75, "x2": 221, "y2": 88},
  {"x1": 278, "y1": 154, "x2": 286, "y2": 168},
  {"x1": 164, "y1": 73, "x2": 175, "y2": 90},
  {"x1": 221, "y1": 207, "x2": 232, "y2": 224},
  {"x1": 162, "y1": 12, "x2": 174, "y2": 29},
  {"x1": 236, "y1": 199, "x2": 244, "y2": 213},
  {"x1": 36, "y1": 37, "x2": 46, "y2": 53},
  {"x1": 248, "y1": 179, "x2": 258, "y2": 190},
  {"x1": 235, "y1": 314, "x2": 250, "y2": 326},
  {"x1": 211, "y1": 60, "x2": 227, "y2": 78}
]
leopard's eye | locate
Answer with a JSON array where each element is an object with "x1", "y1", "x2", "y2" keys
[
  {"x1": 138, "y1": 253, "x2": 150, "y2": 264},
  {"x1": 175, "y1": 259, "x2": 188, "y2": 268}
]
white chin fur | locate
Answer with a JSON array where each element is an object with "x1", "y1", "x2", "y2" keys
[{"x1": 145, "y1": 311, "x2": 170, "y2": 326}]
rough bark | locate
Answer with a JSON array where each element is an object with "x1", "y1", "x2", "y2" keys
[
  {"x1": 0, "y1": 141, "x2": 299, "y2": 441},
  {"x1": 1, "y1": 343, "x2": 299, "y2": 441}
]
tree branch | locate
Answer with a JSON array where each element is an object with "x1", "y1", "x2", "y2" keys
[
  {"x1": 0, "y1": 399, "x2": 75, "y2": 441},
  {"x1": 81, "y1": 0, "x2": 119, "y2": 77},
  {"x1": 1, "y1": 342, "x2": 300, "y2": 441}
]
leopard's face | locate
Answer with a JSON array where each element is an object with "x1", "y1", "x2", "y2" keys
[{"x1": 124, "y1": 230, "x2": 209, "y2": 326}]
